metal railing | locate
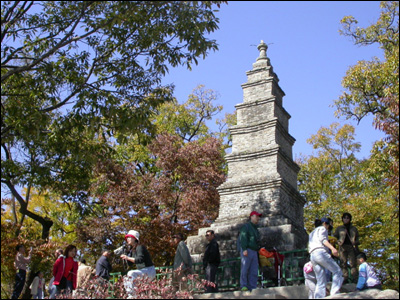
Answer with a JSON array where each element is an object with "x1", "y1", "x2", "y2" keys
[{"x1": 109, "y1": 248, "x2": 354, "y2": 295}]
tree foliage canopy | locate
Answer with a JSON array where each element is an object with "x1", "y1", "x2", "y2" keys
[
  {"x1": 335, "y1": 1, "x2": 399, "y2": 195},
  {"x1": 80, "y1": 133, "x2": 226, "y2": 266},
  {"x1": 1, "y1": 0, "x2": 226, "y2": 239},
  {"x1": 1, "y1": 85, "x2": 230, "y2": 290},
  {"x1": 300, "y1": 3, "x2": 399, "y2": 290},
  {"x1": 75, "y1": 86, "x2": 229, "y2": 266},
  {"x1": 298, "y1": 125, "x2": 398, "y2": 290}
]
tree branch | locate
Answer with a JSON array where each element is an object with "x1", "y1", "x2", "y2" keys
[
  {"x1": 1, "y1": 1, "x2": 34, "y2": 44},
  {"x1": 1, "y1": 2, "x2": 105, "y2": 82},
  {"x1": 4, "y1": 180, "x2": 53, "y2": 239}
]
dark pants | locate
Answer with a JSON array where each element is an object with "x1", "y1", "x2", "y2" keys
[
  {"x1": 11, "y1": 269, "x2": 26, "y2": 299},
  {"x1": 56, "y1": 279, "x2": 73, "y2": 297},
  {"x1": 359, "y1": 284, "x2": 382, "y2": 291},
  {"x1": 205, "y1": 264, "x2": 218, "y2": 293},
  {"x1": 339, "y1": 244, "x2": 358, "y2": 282}
]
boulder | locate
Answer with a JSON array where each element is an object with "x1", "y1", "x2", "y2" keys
[{"x1": 324, "y1": 288, "x2": 399, "y2": 299}]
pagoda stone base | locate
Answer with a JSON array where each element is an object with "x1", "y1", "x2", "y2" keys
[{"x1": 187, "y1": 215, "x2": 308, "y2": 263}]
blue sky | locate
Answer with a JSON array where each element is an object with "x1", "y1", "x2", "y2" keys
[{"x1": 162, "y1": 1, "x2": 385, "y2": 160}]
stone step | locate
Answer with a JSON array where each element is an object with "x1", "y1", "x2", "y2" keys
[
  {"x1": 194, "y1": 284, "x2": 359, "y2": 299},
  {"x1": 195, "y1": 291, "x2": 286, "y2": 299},
  {"x1": 194, "y1": 285, "x2": 307, "y2": 299}
]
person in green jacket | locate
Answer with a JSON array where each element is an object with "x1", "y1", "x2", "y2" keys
[{"x1": 239, "y1": 211, "x2": 262, "y2": 292}]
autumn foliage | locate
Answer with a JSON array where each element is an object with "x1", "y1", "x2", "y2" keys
[
  {"x1": 336, "y1": 1, "x2": 399, "y2": 208},
  {"x1": 1, "y1": 209, "x2": 63, "y2": 299},
  {"x1": 54, "y1": 269, "x2": 214, "y2": 299},
  {"x1": 77, "y1": 134, "x2": 226, "y2": 265},
  {"x1": 298, "y1": 123, "x2": 399, "y2": 290}
]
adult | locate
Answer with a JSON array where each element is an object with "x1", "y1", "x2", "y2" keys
[
  {"x1": 48, "y1": 249, "x2": 64, "y2": 299},
  {"x1": 11, "y1": 244, "x2": 32, "y2": 299},
  {"x1": 203, "y1": 230, "x2": 221, "y2": 293},
  {"x1": 334, "y1": 212, "x2": 360, "y2": 283},
  {"x1": 96, "y1": 250, "x2": 112, "y2": 284},
  {"x1": 304, "y1": 218, "x2": 332, "y2": 299},
  {"x1": 239, "y1": 211, "x2": 262, "y2": 292},
  {"x1": 76, "y1": 258, "x2": 95, "y2": 290},
  {"x1": 172, "y1": 232, "x2": 193, "y2": 291},
  {"x1": 308, "y1": 217, "x2": 343, "y2": 298},
  {"x1": 30, "y1": 271, "x2": 45, "y2": 299},
  {"x1": 52, "y1": 245, "x2": 79, "y2": 296},
  {"x1": 356, "y1": 252, "x2": 382, "y2": 291},
  {"x1": 119, "y1": 230, "x2": 156, "y2": 294},
  {"x1": 326, "y1": 217, "x2": 336, "y2": 283}
]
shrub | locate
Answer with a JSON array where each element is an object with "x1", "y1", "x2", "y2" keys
[{"x1": 54, "y1": 269, "x2": 215, "y2": 299}]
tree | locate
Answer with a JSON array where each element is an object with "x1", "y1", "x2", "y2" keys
[
  {"x1": 335, "y1": 1, "x2": 399, "y2": 201},
  {"x1": 1, "y1": 196, "x2": 64, "y2": 299},
  {"x1": 297, "y1": 123, "x2": 362, "y2": 229},
  {"x1": 1, "y1": 188, "x2": 85, "y2": 298},
  {"x1": 297, "y1": 123, "x2": 399, "y2": 290},
  {"x1": 2, "y1": 188, "x2": 84, "y2": 244},
  {"x1": 1, "y1": 1, "x2": 227, "y2": 240},
  {"x1": 75, "y1": 86, "x2": 229, "y2": 266},
  {"x1": 78, "y1": 134, "x2": 226, "y2": 266},
  {"x1": 112, "y1": 84, "x2": 234, "y2": 175}
]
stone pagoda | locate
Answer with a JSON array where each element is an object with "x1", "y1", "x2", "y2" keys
[{"x1": 187, "y1": 41, "x2": 308, "y2": 261}]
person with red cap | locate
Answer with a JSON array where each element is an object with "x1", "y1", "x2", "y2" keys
[
  {"x1": 118, "y1": 230, "x2": 156, "y2": 295},
  {"x1": 239, "y1": 211, "x2": 262, "y2": 292}
]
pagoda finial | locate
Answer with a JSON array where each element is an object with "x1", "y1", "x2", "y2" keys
[{"x1": 257, "y1": 40, "x2": 268, "y2": 61}]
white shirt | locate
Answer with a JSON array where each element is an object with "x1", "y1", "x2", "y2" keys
[{"x1": 308, "y1": 226, "x2": 329, "y2": 253}]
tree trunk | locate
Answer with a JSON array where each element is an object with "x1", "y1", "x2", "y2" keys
[
  {"x1": 6, "y1": 181, "x2": 54, "y2": 240},
  {"x1": 20, "y1": 270, "x2": 35, "y2": 299}
]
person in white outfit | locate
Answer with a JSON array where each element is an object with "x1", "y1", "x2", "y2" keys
[
  {"x1": 30, "y1": 271, "x2": 45, "y2": 299},
  {"x1": 308, "y1": 217, "x2": 343, "y2": 298},
  {"x1": 115, "y1": 230, "x2": 156, "y2": 295}
]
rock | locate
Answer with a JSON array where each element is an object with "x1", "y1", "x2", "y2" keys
[
  {"x1": 375, "y1": 289, "x2": 400, "y2": 299},
  {"x1": 324, "y1": 288, "x2": 399, "y2": 299},
  {"x1": 194, "y1": 284, "x2": 399, "y2": 299}
]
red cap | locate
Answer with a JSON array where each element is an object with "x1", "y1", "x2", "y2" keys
[{"x1": 250, "y1": 211, "x2": 262, "y2": 217}]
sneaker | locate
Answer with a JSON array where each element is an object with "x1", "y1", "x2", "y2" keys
[{"x1": 241, "y1": 287, "x2": 249, "y2": 292}]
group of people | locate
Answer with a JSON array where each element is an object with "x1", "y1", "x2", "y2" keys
[
  {"x1": 11, "y1": 211, "x2": 383, "y2": 299},
  {"x1": 171, "y1": 230, "x2": 221, "y2": 294},
  {"x1": 236, "y1": 210, "x2": 383, "y2": 297},
  {"x1": 10, "y1": 228, "x2": 221, "y2": 299},
  {"x1": 304, "y1": 213, "x2": 382, "y2": 298}
]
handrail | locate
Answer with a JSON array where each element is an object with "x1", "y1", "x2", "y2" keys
[{"x1": 109, "y1": 248, "x2": 354, "y2": 294}]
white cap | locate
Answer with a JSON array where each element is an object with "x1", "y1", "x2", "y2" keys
[{"x1": 125, "y1": 230, "x2": 140, "y2": 241}]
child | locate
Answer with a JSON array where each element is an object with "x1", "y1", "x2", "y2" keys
[
  {"x1": 303, "y1": 261, "x2": 317, "y2": 299},
  {"x1": 356, "y1": 252, "x2": 382, "y2": 291},
  {"x1": 30, "y1": 271, "x2": 45, "y2": 299}
]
